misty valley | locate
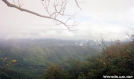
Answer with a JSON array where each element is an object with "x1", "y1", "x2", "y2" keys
[
  {"x1": 0, "y1": 39, "x2": 100, "y2": 79},
  {"x1": 0, "y1": 39, "x2": 134, "y2": 79},
  {"x1": 1, "y1": 0, "x2": 134, "y2": 79}
]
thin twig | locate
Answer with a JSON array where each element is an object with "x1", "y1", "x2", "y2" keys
[{"x1": 2, "y1": 0, "x2": 81, "y2": 30}]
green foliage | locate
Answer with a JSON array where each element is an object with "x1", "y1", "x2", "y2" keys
[
  {"x1": 41, "y1": 64, "x2": 69, "y2": 79},
  {"x1": 65, "y1": 58, "x2": 83, "y2": 79},
  {"x1": 0, "y1": 39, "x2": 134, "y2": 79},
  {"x1": 0, "y1": 69, "x2": 33, "y2": 79},
  {"x1": 40, "y1": 40, "x2": 134, "y2": 79},
  {"x1": 0, "y1": 40, "x2": 99, "y2": 79},
  {"x1": 0, "y1": 57, "x2": 17, "y2": 79},
  {"x1": 84, "y1": 40, "x2": 134, "y2": 79}
]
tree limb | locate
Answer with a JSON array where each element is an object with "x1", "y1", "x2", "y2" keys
[
  {"x1": 2, "y1": 0, "x2": 81, "y2": 30},
  {"x1": 75, "y1": 0, "x2": 82, "y2": 10}
]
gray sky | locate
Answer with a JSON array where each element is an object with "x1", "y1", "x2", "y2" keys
[{"x1": 0, "y1": 0, "x2": 134, "y2": 40}]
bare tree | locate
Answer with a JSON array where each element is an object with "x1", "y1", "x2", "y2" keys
[{"x1": 2, "y1": 0, "x2": 82, "y2": 30}]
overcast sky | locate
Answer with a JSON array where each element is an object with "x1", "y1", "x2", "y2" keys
[{"x1": 0, "y1": 0, "x2": 134, "y2": 41}]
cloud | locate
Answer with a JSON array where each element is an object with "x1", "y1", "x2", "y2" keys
[
  {"x1": 71, "y1": 21, "x2": 134, "y2": 40},
  {"x1": 0, "y1": 0, "x2": 134, "y2": 41}
]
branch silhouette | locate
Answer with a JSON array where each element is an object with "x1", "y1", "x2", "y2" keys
[{"x1": 2, "y1": 0, "x2": 81, "y2": 30}]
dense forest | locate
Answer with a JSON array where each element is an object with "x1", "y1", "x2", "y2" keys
[{"x1": 0, "y1": 38, "x2": 134, "y2": 79}]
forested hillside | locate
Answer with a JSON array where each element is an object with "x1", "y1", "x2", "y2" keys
[
  {"x1": 0, "y1": 39, "x2": 133, "y2": 79},
  {"x1": 0, "y1": 39, "x2": 100, "y2": 79},
  {"x1": 39, "y1": 39, "x2": 134, "y2": 79}
]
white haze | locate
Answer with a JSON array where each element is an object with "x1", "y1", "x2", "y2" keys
[{"x1": 0, "y1": 0, "x2": 134, "y2": 41}]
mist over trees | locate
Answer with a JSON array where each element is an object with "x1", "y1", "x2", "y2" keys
[
  {"x1": 0, "y1": 38, "x2": 134, "y2": 79},
  {"x1": 1, "y1": 0, "x2": 134, "y2": 79}
]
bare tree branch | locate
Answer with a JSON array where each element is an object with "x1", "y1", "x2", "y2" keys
[
  {"x1": 2, "y1": 0, "x2": 50, "y2": 18},
  {"x1": 2, "y1": 0, "x2": 82, "y2": 30},
  {"x1": 75, "y1": 0, "x2": 81, "y2": 10}
]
